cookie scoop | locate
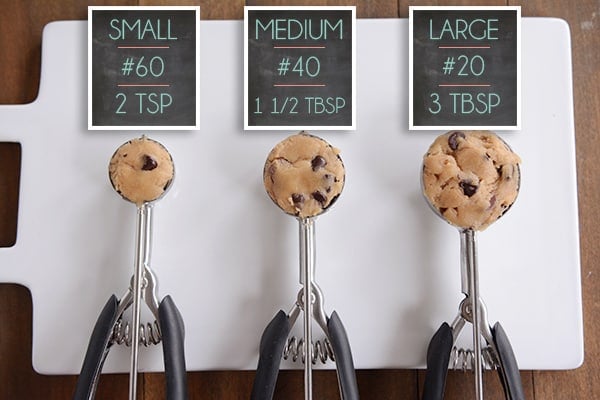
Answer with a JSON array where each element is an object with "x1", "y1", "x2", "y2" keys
[
  {"x1": 263, "y1": 131, "x2": 345, "y2": 218},
  {"x1": 99, "y1": 136, "x2": 183, "y2": 400},
  {"x1": 420, "y1": 131, "x2": 525, "y2": 400},
  {"x1": 253, "y1": 132, "x2": 358, "y2": 400},
  {"x1": 109, "y1": 136, "x2": 174, "y2": 206},
  {"x1": 422, "y1": 130, "x2": 521, "y2": 231}
]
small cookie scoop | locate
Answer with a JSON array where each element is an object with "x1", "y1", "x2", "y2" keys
[
  {"x1": 109, "y1": 136, "x2": 174, "y2": 206},
  {"x1": 263, "y1": 131, "x2": 345, "y2": 218},
  {"x1": 422, "y1": 130, "x2": 521, "y2": 231}
]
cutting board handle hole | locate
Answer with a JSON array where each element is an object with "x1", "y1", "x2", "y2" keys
[{"x1": 0, "y1": 142, "x2": 21, "y2": 247}]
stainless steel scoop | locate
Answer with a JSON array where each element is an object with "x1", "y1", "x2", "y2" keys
[
  {"x1": 108, "y1": 136, "x2": 175, "y2": 400},
  {"x1": 252, "y1": 134, "x2": 358, "y2": 400},
  {"x1": 421, "y1": 131, "x2": 525, "y2": 400}
]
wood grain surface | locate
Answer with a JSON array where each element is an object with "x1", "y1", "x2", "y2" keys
[{"x1": 0, "y1": 0, "x2": 598, "y2": 399}]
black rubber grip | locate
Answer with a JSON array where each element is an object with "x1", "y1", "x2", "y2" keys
[
  {"x1": 422, "y1": 322, "x2": 453, "y2": 400},
  {"x1": 493, "y1": 322, "x2": 526, "y2": 400},
  {"x1": 72, "y1": 295, "x2": 119, "y2": 400},
  {"x1": 159, "y1": 295, "x2": 189, "y2": 400},
  {"x1": 250, "y1": 310, "x2": 291, "y2": 400},
  {"x1": 327, "y1": 311, "x2": 360, "y2": 400}
]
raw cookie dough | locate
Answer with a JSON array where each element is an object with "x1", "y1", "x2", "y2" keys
[
  {"x1": 264, "y1": 131, "x2": 345, "y2": 218},
  {"x1": 109, "y1": 136, "x2": 174, "y2": 206},
  {"x1": 422, "y1": 130, "x2": 521, "y2": 231}
]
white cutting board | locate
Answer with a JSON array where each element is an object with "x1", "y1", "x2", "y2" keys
[{"x1": 0, "y1": 18, "x2": 582, "y2": 374}]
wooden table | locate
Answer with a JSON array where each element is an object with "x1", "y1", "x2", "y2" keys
[{"x1": 0, "y1": 1, "x2": 597, "y2": 399}]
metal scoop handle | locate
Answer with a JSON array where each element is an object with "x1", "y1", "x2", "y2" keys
[
  {"x1": 128, "y1": 203, "x2": 152, "y2": 399},
  {"x1": 462, "y1": 229, "x2": 484, "y2": 399},
  {"x1": 299, "y1": 218, "x2": 315, "y2": 400}
]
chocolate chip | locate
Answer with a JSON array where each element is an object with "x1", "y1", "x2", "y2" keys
[
  {"x1": 439, "y1": 207, "x2": 448, "y2": 214},
  {"x1": 141, "y1": 155, "x2": 158, "y2": 171},
  {"x1": 448, "y1": 131, "x2": 465, "y2": 150},
  {"x1": 312, "y1": 191, "x2": 327, "y2": 205},
  {"x1": 311, "y1": 156, "x2": 327, "y2": 171},
  {"x1": 291, "y1": 193, "x2": 305, "y2": 207},
  {"x1": 459, "y1": 180, "x2": 478, "y2": 197}
]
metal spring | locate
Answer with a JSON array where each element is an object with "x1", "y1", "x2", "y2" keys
[
  {"x1": 449, "y1": 346, "x2": 498, "y2": 371},
  {"x1": 282, "y1": 336, "x2": 335, "y2": 364},
  {"x1": 111, "y1": 318, "x2": 162, "y2": 347}
]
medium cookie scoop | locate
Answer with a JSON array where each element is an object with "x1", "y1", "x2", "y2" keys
[
  {"x1": 263, "y1": 131, "x2": 345, "y2": 218},
  {"x1": 109, "y1": 136, "x2": 174, "y2": 206},
  {"x1": 422, "y1": 130, "x2": 521, "y2": 231}
]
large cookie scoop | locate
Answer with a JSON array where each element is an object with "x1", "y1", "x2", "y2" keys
[
  {"x1": 422, "y1": 130, "x2": 521, "y2": 231},
  {"x1": 420, "y1": 131, "x2": 526, "y2": 399}
]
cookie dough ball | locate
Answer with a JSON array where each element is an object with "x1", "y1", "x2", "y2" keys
[
  {"x1": 109, "y1": 136, "x2": 174, "y2": 206},
  {"x1": 264, "y1": 132, "x2": 345, "y2": 218},
  {"x1": 422, "y1": 130, "x2": 520, "y2": 231}
]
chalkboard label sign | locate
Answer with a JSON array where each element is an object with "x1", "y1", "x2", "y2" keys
[
  {"x1": 409, "y1": 6, "x2": 520, "y2": 130},
  {"x1": 244, "y1": 6, "x2": 356, "y2": 130},
  {"x1": 88, "y1": 6, "x2": 200, "y2": 130}
]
